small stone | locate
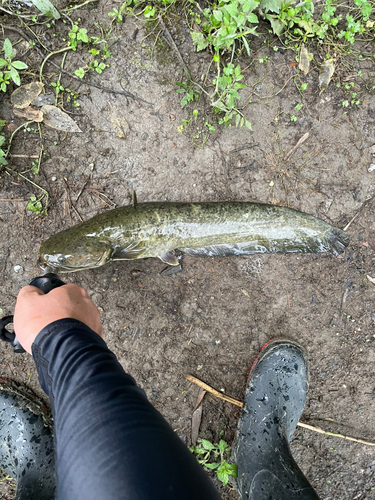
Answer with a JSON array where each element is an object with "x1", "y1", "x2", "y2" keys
[
  {"x1": 51, "y1": 176, "x2": 57, "y2": 182},
  {"x1": 14, "y1": 265, "x2": 23, "y2": 274},
  {"x1": 141, "y1": 132, "x2": 149, "y2": 141},
  {"x1": 368, "y1": 164, "x2": 375, "y2": 172},
  {"x1": 89, "y1": 163, "x2": 94, "y2": 170}
]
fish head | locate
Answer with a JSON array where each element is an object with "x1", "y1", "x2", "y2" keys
[{"x1": 38, "y1": 233, "x2": 113, "y2": 272}]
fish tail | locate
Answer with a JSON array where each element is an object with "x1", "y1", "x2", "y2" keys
[{"x1": 326, "y1": 227, "x2": 349, "y2": 256}]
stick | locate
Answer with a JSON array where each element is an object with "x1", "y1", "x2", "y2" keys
[
  {"x1": 186, "y1": 375, "x2": 242, "y2": 408},
  {"x1": 158, "y1": 16, "x2": 189, "y2": 75},
  {"x1": 10, "y1": 154, "x2": 39, "y2": 158},
  {"x1": 186, "y1": 375, "x2": 375, "y2": 446},
  {"x1": 284, "y1": 131, "x2": 310, "y2": 160}
]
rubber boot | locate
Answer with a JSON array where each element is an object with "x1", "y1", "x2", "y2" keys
[
  {"x1": 232, "y1": 340, "x2": 321, "y2": 500},
  {"x1": 0, "y1": 378, "x2": 56, "y2": 500}
]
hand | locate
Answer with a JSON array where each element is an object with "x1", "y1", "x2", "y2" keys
[{"x1": 14, "y1": 284, "x2": 103, "y2": 354}]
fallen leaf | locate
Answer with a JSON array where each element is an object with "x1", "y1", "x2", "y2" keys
[
  {"x1": 319, "y1": 59, "x2": 335, "y2": 92},
  {"x1": 11, "y1": 82, "x2": 44, "y2": 109},
  {"x1": 289, "y1": 61, "x2": 297, "y2": 68},
  {"x1": 363, "y1": 242, "x2": 369, "y2": 247},
  {"x1": 299, "y1": 44, "x2": 310, "y2": 74},
  {"x1": 31, "y1": 0, "x2": 60, "y2": 19},
  {"x1": 191, "y1": 404, "x2": 203, "y2": 445},
  {"x1": 41, "y1": 105, "x2": 82, "y2": 132},
  {"x1": 13, "y1": 106, "x2": 43, "y2": 122},
  {"x1": 33, "y1": 93, "x2": 55, "y2": 107},
  {"x1": 109, "y1": 104, "x2": 129, "y2": 138},
  {"x1": 367, "y1": 275, "x2": 375, "y2": 284},
  {"x1": 194, "y1": 388, "x2": 206, "y2": 410}
]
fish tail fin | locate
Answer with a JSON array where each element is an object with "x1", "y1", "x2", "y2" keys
[{"x1": 326, "y1": 227, "x2": 350, "y2": 256}]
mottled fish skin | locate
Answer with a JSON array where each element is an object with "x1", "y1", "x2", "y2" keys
[{"x1": 38, "y1": 202, "x2": 349, "y2": 272}]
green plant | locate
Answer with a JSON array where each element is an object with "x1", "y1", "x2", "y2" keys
[
  {"x1": 176, "y1": 81, "x2": 200, "y2": 108},
  {"x1": 69, "y1": 24, "x2": 91, "y2": 51},
  {"x1": 290, "y1": 114, "x2": 297, "y2": 121},
  {"x1": 190, "y1": 438, "x2": 237, "y2": 486},
  {"x1": 27, "y1": 196, "x2": 43, "y2": 215},
  {"x1": 212, "y1": 60, "x2": 251, "y2": 128},
  {"x1": 0, "y1": 120, "x2": 7, "y2": 166},
  {"x1": 0, "y1": 39, "x2": 28, "y2": 90},
  {"x1": 108, "y1": 0, "x2": 132, "y2": 22}
]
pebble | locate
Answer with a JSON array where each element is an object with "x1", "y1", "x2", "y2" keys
[
  {"x1": 14, "y1": 265, "x2": 23, "y2": 274},
  {"x1": 51, "y1": 176, "x2": 57, "y2": 182}
]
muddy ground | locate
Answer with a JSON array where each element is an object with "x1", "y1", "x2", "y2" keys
[{"x1": 1, "y1": 2, "x2": 375, "y2": 499}]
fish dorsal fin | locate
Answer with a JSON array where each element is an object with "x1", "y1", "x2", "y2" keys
[
  {"x1": 159, "y1": 251, "x2": 179, "y2": 266},
  {"x1": 133, "y1": 191, "x2": 137, "y2": 209}
]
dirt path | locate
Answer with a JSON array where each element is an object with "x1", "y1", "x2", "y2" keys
[{"x1": 0, "y1": 4, "x2": 375, "y2": 498}]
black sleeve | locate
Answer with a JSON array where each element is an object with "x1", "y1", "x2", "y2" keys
[{"x1": 32, "y1": 319, "x2": 222, "y2": 500}]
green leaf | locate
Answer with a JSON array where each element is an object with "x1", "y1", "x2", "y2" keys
[
  {"x1": 1, "y1": 82, "x2": 6, "y2": 92},
  {"x1": 213, "y1": 10, "x2": 223, "y2": 22},
  {"x1": 200, "y1": 439, "x2": 215, "y2": 451},
  {"x1": 267, "y1": 16, "x2": 286, "y2": 36},
  {"x1": 245, "y1": 119, "x2": 252, "y2": 130},
  {"x1": 261, "y1": 0, "x2": 283, "y2": 13},
  {"x1": 205, "y1": 462, "x2": 220, "y2": 470},
  {"x1": 362, "y1": 2, "x2": 372, "y2": 18},
  {"x1": 224, "y1": 1, "x2": 239, "y2": 18},
  {"x1": 74, "y1": 67, "x2": 85, "y2": 78},
  {"x1": 218, "y1": 440, "x2": 228, "y2": 454},
  {"x1": 0, "y1": 59, "x2": 7, "y2": 68},
  {"x1": 3, "y1": 39, "x2": 13, "y2": 60},
  {"x1": 246, "y1": 12, "x2": 258, "y2": 23},
  {"x1": 190, "y1": 32, "x2": 208, "y2": 52},
  {"x1": 0, "y1": 155, "x2": 7, "y2": 165},
  {"x1": 9, "y1": 67, "x2": 20, "y2": 86},
  {"x1": 216, "y1": 471, "x2": 229, "y2": 485},
  {"x1": 242, "y1": 36, "x2": 251, "y2": 56},
  {"x1": 0, "y1": 136, "x2": 4, "y2": 147},
  {"x1": 30, "y1": 0, "x2": 60, "y2": 19},
  {"x1": 11, "y1": 61, "x2": 28, "y2": 70},
  {"x1": 242, "y1": 0, "x2": 259, "y2": 13}
]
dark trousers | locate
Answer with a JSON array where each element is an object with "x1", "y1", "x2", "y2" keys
[{"x1": 32, "y1": 319, "x2": 222, "y2": 500}]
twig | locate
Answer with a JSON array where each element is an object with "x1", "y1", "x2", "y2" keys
[
  {"x1": 5, "y1": 121, "x2": 34, "y2": 158},
  {"x1": 297, "y1": 422, "x2": 375, "y2": 446},
  {"x1": 40, "y1": 46, "x2": 73, "y2": 82},
  {"x1": 158, "y1": 15, "x2": 189, "y2": 75},
  {"x1": 63, "y1": 179, "x2": 83, "y2": 222},
  {"x1": 62, "y1": 0, "x2": 99, "y2": 12},
  {"x1": 0, "y1": 199, "x2": 24, "y2": 202},
  {"x1": 75, "y1": 181, "x2": 88, "y2": 203},
  {"x1": 253, "y1": 75, "x2": 295, "y2": 100},
  {"x1": 186, "y1": 375, "x2": 242, "y2": 408},
  {"x1": 10, "y1": 154, "x2": 39, "y2": 158},
  {"x1": 284, "y1": 132, "x2": 310, "y2": 160},
  {"x1": 186, "y1": 375, "x2": 375, "y2": 447},
  {"x1": 344, "y1": 194, "x2": 375, "y2": 231}
]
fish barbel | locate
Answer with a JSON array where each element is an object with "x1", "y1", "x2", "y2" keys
[{"x1": 38, "y1": 202, "x2": 349, "y2": 272}]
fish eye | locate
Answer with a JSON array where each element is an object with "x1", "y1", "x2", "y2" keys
[{"x1": 58, "y1": 257, "x2": 67, "y2": 264}]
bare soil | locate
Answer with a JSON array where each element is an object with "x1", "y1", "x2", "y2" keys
[{"x1": 0, "y1": 3, "x2": 375, "y2": 499}]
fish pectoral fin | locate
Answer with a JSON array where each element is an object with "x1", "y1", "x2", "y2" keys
[
  {"x1": 159, "y1": 251, "x2": 179, "y2": 266},
  {"x1": 112, "y1": 241, "x2": 146, "y2": 260}
]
